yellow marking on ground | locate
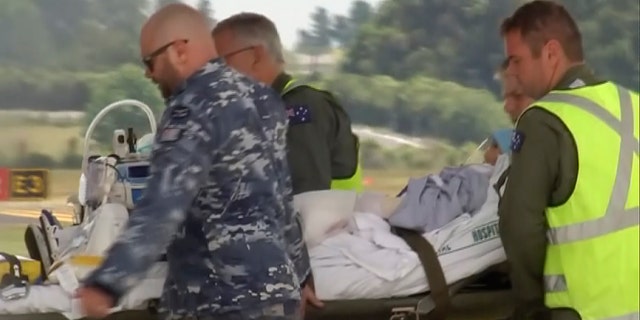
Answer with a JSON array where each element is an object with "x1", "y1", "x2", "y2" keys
[{"x1": 0, "y1": 209, "x2": 74, "y2": 222}]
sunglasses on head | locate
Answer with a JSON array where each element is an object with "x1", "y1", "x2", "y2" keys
[{"x1": 142, "y1": 39, "x2": 189, "y2": 71}]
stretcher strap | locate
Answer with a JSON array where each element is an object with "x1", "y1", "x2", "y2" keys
[
  {"x1": 393, "y1": 227, "x2": 451, "y2": 319},
  {"x1": 493, "y1": 166, "x2": 510, "y2": 203}
]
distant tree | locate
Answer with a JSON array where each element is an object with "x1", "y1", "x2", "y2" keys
[
  {"x1": 296, "y1": 7, "x2": 332, "y2": 56},
  {"x1": 330, "y1": 15, "x2": 352, "y2": 47},
  {"x1": 83, "y1": 64, "x2": 164, "y2": 146},
  {"x1": 341, "y1": 0, "x2": 639, "y2": 93},
  {"x1": 309, "y1": 7, "x2": 332, "y2": 53},
  {"x1": 197, "y1": 0, "x2": 216, "y2": 27},
  {"x1": 349, "y1": 0, "x2": 373, "y2": 26},
  {"x1": 0, "y1": 1, "x2": 54, "y2": 67},
  {"x1": 330, "y1": 1, "x2": 374, "y2": 48}
]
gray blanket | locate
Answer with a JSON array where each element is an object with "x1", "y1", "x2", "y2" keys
[{"x1": 388, "y1": 164, "x2": 493, "y2": 232}]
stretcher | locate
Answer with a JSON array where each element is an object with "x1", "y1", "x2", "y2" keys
[
  {"x1": 0, "y1": 228, "x2": 511, "y2": 320},
  {"x1": 0, "y1": 99, "x2": 513, "y2": 320}
]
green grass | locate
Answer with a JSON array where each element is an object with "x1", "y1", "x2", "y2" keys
[
  {"x1": 0, "y1": 224, "x2": 29, "y2": 256},
  {"x1": 0, "y1": 124, "x2": 84, "y2": 160}
]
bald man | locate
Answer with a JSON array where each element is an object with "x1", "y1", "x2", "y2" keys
[{"x1": 77, "y1": 4, "x2": 309, "y2": 320}]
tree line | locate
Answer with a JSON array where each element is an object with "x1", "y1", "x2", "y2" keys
[{"x1": 0, "y1": 0, "x2": 637, "y2": 147}]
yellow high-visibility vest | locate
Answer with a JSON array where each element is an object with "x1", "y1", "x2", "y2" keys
[
  {"x1": 282, "y1": 79, "x2": 364, "y2": 192},
  {"x1": 520, "y1": 82, "x2": 639, "y2": 320}
]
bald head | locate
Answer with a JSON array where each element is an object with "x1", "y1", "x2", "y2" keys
[
  {"x1": 140, "y1": 3, "x2": 218, "y2": 98},
  {"x1": 142, "y1": 3, "x2": 213, "y2": 48}
]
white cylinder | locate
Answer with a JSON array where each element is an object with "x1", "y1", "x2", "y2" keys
[{"x1": 78, "y1": 173, "x2": 87, "y2": 206}]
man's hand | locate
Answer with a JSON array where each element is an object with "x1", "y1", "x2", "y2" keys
[
  {"x1": 299, "y1": 283, "x2": 324, "y2": 316},
  {"x1": 76, "y1": 286, "x2": 114, "y2": 319}
]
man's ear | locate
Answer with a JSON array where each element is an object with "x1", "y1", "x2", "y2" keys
[
  {"x1": 171, "y1": 40, "x2": 190, "y2": 65},
  {"x1": 544, "y1": 39, "x2": 563, "y2": 64}
]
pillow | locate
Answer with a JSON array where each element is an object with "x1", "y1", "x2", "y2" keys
[{"x1": 293, "y1": 190, "x2": 358, "y2": 247}]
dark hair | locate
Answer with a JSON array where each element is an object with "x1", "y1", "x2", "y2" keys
[{"x1": 500, "y1": 0, "x2": 584, "y2": 62}]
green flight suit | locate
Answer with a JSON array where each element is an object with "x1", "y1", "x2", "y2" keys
[
  {"x1": 272, "y1": 73, "x2": 359, "y2": 195},
  {"x1": 498, "y1": 65, "x2": 605, "y2": 320}
]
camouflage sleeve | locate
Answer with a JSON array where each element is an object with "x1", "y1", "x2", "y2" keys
[
  {"x1": 82, "y1": 103, "x2": 215, "y2": 303},
  {"x1": 286, "y1": 212, "x2": 311, "y2": 285}
]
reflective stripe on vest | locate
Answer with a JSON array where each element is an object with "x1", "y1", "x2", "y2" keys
[
  {"x1": 534, "y1": 83, "x2": 639, "y2": 320},
  {"x1": 281, "y1": 79, "x2": 364, "y2": 191},
  {"x1": 538, "y1": 86, "x2": 639, "y2": 246}
]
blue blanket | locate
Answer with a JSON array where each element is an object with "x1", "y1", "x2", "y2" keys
[{"x1": 389, "y1": 164, "x2": 493, "y2": 232}]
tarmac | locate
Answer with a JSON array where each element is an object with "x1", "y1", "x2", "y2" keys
[{"x1": 0, "y1": 199, "x2": 74, "y2": 224}]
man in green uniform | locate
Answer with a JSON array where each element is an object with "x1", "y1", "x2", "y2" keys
[
  {"x1": 211, "y1": 13, "x2": 362, "y2": 195},
  {"x1": 499, "y1": 1, "x2": 639, "y2": 320}
]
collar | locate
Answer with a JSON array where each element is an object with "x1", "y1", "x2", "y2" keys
[
  {"x1": 169, "y1": 57, "x2": 226, "y2": 100},
  {"x1": 553, "y1": 63, "x2": 602, "y2": 90},
  {"x1": 271, "y1": 72, "x2": 292, "y2": 95}
]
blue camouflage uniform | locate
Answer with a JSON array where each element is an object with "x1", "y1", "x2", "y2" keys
[{"x1": 83, "y1": 58, "x2": 311, "y2": 320}]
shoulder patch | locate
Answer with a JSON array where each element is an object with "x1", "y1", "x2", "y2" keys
[
  {"x1": 286, "y1": 105, "x2": 312, "y2": 125},
  {"x1": 511, "y1": 130, "x2": 526, "y2": 153},
  {"x1": 158, "y1": 126, "x2": 183, "y2": 143},
  {"x1": 170, "y1": 105, "x2": 190, "y2": 119}
]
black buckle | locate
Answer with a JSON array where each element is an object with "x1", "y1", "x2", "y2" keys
[
  {"x1": 0, "y1": 252, "x2": 30, "y2": 301},
  {"x1": 0, "y1": 279, "x2": 29, "y2": 301}
]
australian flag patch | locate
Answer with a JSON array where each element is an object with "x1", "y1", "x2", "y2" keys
[
  {"x1": 286, "y1": 105, "x2": 311, "y2": 125},
  {"x1": 511, "y1": 130, "x2": 526, "y2": 153}
]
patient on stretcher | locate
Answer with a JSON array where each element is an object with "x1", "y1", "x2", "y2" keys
[
  {"x1": 361, "y1": 129, "x2": 513, "y2": 234},
  {"x1": 298, "y1": 152, "x2": 511, "y2": 300}
]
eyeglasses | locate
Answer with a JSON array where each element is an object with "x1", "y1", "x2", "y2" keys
[
  {"x1": 142, "y1": 39, "x2": 189, "y2": 71},
  {"x1": 221, "y1": 46, "x2": 255, "y2": 60}
]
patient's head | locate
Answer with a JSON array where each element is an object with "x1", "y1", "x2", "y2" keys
[
  {"x1": 498, "y1": 59, "x2": 535, "y2": 123},
  {"x1": 484, "y1": 129, "x2": 513, "y2": 165}
]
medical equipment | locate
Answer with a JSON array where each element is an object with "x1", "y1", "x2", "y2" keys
[
  {"x1": 79, "y1": 99, "x2": 157, "y2": 211},
  {"x1": 23, "y1": 99, "x2": 158, "y2": 280}
]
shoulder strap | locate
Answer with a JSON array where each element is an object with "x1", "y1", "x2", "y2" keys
[
  {"x1": 494, "y1": 165, "x2": 511, "y2": 203},
  {"x1": 392, "y1": 227, "x2": 451, "y2": 319}
]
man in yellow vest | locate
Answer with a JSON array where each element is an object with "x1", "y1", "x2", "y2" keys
[
  {"x1": 499, "y1": 1, "x2": 639, "y2": 320},
  {"x1": 211, "y1": 13, "x2": 363, "y2": 195}
]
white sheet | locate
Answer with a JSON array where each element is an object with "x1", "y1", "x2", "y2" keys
[
  {"x1": 0, "y1": 263, "x2": 167, "y2": 318},
  {"x1": 311, "y1": 209, "x2": 504, "y2": 300},
  {"x1": 311, "y1": 154, "x2": 509, "y2": 300}
]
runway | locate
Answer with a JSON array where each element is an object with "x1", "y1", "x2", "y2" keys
[{"x1": 0, "y1": 209, "x2": 74, "y2": 224}]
